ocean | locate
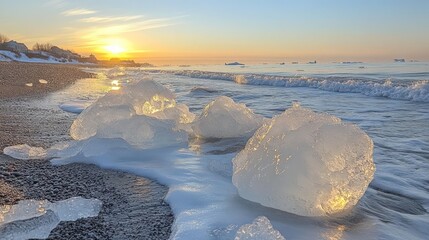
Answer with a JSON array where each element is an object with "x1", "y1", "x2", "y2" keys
[{"x1": 29, "y1": 62, "x2": 429, "y2": 239}]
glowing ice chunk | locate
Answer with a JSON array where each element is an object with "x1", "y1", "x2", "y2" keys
[
  {"x1": 235, "y1": 216, "x2": 285, "y2": 240},
  {"x1": 70, "y1": 79, "x2": 194, "y2": 141},
  {"x1": 97, "y1": 115, "x2": 188, "y2": 148},
  {"x1": 232, "y1": 104, "x2": 375, "y2": 216},
  {"x1": 3, "y1": 144, "x2": 47, "y2": 160},
  {"x1": 192, "y1": 96, "x2": 264, "y2": 138}
]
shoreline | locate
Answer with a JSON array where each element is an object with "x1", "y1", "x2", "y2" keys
[
  {"x1": 0, "y1": 62, "x2": 173, "y2": 239},
  {"x1": 0, "y1": 62, "x2": 94, "y2": 99}
]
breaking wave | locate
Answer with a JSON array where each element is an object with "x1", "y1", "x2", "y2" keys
[{"x1": 149, "y1": 70, "x2": 429, "y2": 102}]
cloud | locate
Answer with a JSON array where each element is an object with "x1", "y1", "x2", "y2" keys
[
  {"x1": 62, "y1": 8, "x2": 96, "y2": 16},
  {"x1": 81, "y1": 18, "x2": 174, "y2": 39},
  {"x1": 80, "y1": 15, "x2": 143, "y2": 23}
]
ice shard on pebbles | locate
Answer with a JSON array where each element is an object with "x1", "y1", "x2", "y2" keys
[
  {"x1": 0, "y1": 197, "x2": 102, "y2": 240},
  {"x1": 192, "y1": 96, "x2": 264, "y2": 139},
  {"x1": 3, "y1": 144, "x2": 47, "y2": 160},
  {"x1": 232, "y1": 103, "x2": 375, "y2": 216}
]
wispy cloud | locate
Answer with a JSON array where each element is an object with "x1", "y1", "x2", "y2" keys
[
  {"x1": 80, "y1": 15, "x2": 143, "y2": 23},
  {"x1": 81, "y1": 18, "x2": 174, "y2": 39},
  {"x1": 62, "y1": 8, "x2": 96, "y2": 16}
]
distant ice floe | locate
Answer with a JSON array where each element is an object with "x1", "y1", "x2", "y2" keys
[
  {"x1": 3, "y1": 144, "x2": 47, "y2": 160},
  {"x1": 235, "y1": 216, "x2": 285, "y2": 240},
  {"x1": 232, "y1": 103, "x2": 375, "y2": 216},
  {"x1": 25, "y1": 83, "x2": 33, "y2": 87},
  {"x1": 38, "y1": 79, "x2": 48, "y2": 84},
  {"x1": 0, "y1": 197, "x2": 102, "y2": 240},
  {"x1": 192, "y1": 96, "x2": 264, "y2": 139}
]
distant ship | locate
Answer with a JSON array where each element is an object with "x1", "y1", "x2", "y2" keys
[
  {"x1": 307, "y1": 60, "x2": 317, "y2": 64},
  {"x1": 280, "y1": 62, "x2": 285, "y2": 65},
  {"x1": 291, "y1": 62, "x2": 299, "y2": 64},
  {"x1": 225, "y1": 62, "x2": 244, "y2": 66},
  {"x1": 394, "y1": 59, "x2": 405, "y2": 62}
]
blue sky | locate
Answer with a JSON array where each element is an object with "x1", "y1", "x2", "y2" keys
[{"x1": 1, "y1": 0, "x2": 428, "y2": 63}]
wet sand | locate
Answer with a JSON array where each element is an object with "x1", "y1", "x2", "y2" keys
[{"x1": 0, "y1": 62, "x2": 173, "y2": 239}]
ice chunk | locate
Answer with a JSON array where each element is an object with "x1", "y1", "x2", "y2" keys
[
  {"x1": 192, "y1": 96, "x2": 264, "y2": 138},
  {"x1": 48, "y1": 197, "x2": 102, "y2": 221},
  {"x1": 3, "y1": 144, "x2": 47, "y2": 160},
  {"x1": 25, "y1": 83, "x2": 33, "y2": 87},
  {"x1": 70, "y1": 79, "x2": 195, "y2": 140},
  {"x1": 232, "y1": 104, "x2": 375, "y2": 216},
  {"x1": 0, "y1": 197, "x2": 102, "y2": 240},
  {"x1": 59, "y1": 101, "x2": 88, "y2": 114},
  {"x1": 38, "y1": 79, "x2": 48, "y2": 84},
  {"x1": 70, "y1": 90, "x2": 135, "y2": 140},
  {"x1": 235, "y1": 216, "x2": 285, "y2": 240},
  {"x1": 0, "y1": 210, "x2": 60, "y2": 240},
  {"x1": 97, "y1": 115, "x2": 188, "y2": 148}
]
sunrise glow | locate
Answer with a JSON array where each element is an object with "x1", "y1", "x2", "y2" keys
[{"x1": 105, "y1": 44, "x2": 125, "y2": 55}]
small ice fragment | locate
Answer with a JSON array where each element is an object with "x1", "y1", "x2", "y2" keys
[
  {"x1": 235, "y1": 216, "x2": 285, "y2": 240},
  {"x1": 0, "y1": 197, "x2": 102, "y2": 240},
  {"x1": 232, "y1": 105, "x2": 375, "y2": 216},
  {"x1": 48, "y1": 197, "x2": 102, "y2": 221},
  {"x1": 25, "y1": 83, "x2": 33, "y2": 87},
  {"x1": 59, "y1": 102, "x2": 88, "y2": 114},
  {"x1": 39, "y1": 79, "x2": 48, "y2": 84},
  {"x1": 3, "y1": 144, "x2": 47, "y2": 160},
  {"x1": 0, "y1": 210, "x2": 60, "y2": 240},
  {"x1": 192, "y1": 96, "x2": 264, "y2": 138}
]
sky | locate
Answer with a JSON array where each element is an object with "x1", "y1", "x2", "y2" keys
[{"x1": 1, "y1": 0, "x2": 428, "y2": 64}]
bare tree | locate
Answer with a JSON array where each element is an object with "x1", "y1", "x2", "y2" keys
[
  {"x1": 0, "y1": 34, "x2": 9, "y2": 44},
  {"x1": 33, "y1": 43, "x2": 53, "y2": 52}
]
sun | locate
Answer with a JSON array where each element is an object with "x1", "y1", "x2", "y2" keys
[{"x1": 105, "y1": 44, "x2": 125, "y2": 55}]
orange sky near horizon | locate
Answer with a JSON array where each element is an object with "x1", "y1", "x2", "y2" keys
[{"x1": 1, "y1": 0, "x2": 428, "y2": 64}]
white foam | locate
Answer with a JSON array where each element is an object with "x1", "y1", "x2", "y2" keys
[
  {"x1": 3, "y1": 144, "x2": 47, "y2": 160},
  {"x1": 151, "y1": 70, "x2": 429, "y2": 102}
]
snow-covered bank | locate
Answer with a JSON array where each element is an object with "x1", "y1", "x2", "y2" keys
[{"x1": 0, "y1": 50, "x2": 89, "y2": 64}]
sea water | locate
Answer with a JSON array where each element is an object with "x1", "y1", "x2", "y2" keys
[{"x1": 27, "y1": 62, "x2": 429, "y2": 239}]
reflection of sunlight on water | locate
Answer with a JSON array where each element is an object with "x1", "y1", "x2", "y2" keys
[
  {"x1": 111, "y1": 80, "x2": 121, "y2": 90},
  {"x1": 322, "y1": 225, "x2": 346, "y2": 240},
  {"x1": 0, "y1": 205, "x2": 12, "y2": 223}
]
